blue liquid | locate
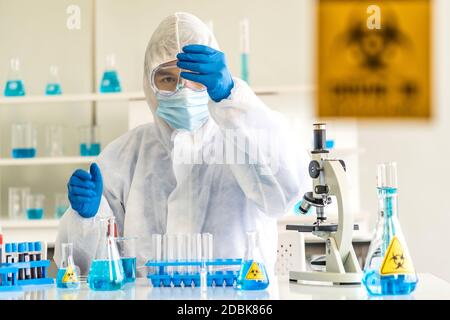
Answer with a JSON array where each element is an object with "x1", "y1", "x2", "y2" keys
[
  {"x1": 88, "y1": 259, "x2": 124, "y2": 291},
  {"x1": 236, "y1": 260, "x2": 269, "y2": 290},
  {"x1": 56, "y1": 268, "x2": 80, "y2": 289},
  {"x1": 121, "y1": 257, "x2": 136, "y2": 283},
  {"x1": 241, "y1": 53, "x2": 249, "y2": 83},
  {"x1": 12, "y1": 148, "x2": 36, "y2": 158},
  {"x1": 363, "y1": 270, "x2": 417, "y2": 295},
  {"x1": 55, "y1": 206, "x2": 68, "y2": 219},
  {"x1": 27, "y1": 208, "x2": 44, "y2": 220},
  {"x1": 100, "y1": 71, "x2": 121, "y2": 93},
  {"x1": 45, "y1": 83, "x2": 62, "y2": 95},
  {"x1": 4, "y1": 80, "x2": 25, "y2": 96},
  {"x1": 80, "y1": 143, "x2": 101, "y2": 156}
]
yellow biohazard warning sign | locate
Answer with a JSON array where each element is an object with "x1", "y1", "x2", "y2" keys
[
  {"x1": 380, "y1": 236, "x2": 415, "y2": 275},
  {"x1": 317, "y1": 0, "x2": 431, "y2": 119},
  {"x1": 62, "y1": 265, "x2": 78, "y2": 283},
  {"x1": 245, "y1": 262, "x2": 265, "y2": 281}
]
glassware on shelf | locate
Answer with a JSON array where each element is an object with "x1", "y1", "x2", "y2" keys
[
  {"x1": 116, "y1": 237, "x2": 137, "y2": 284},
  {"x1": 11, "y1": 122, "x2": 37, "y2": 158},
  {"x1": 100, "y1": 54, "x2": 122, "y2": 93},
  {"x1": 56, "y1": 243, "x2": 80, "y2": 289},
  {"x1": 45, "y1": 65, "x2": 62, "y2": 95},
  {"x1": 26, "y1": 194, "x2": 45, "y2": 220},
  {"x1": 363, "y1": 162, "x2": 418, "y2": 296},
  {"x1": 45, "y1": 124, "x2": 64, "y2": 157},
  {"x1": 79, "y1": 125, "x2": 101, "y2": 156},
  {"x1": 4, "y1": 58, "x2": 25, "y2": 97},
  {"x1": 54, "y1": 193, "x2": 69, "y2": 219},
  {"x1": 8, "y1": 187, "x2": 30, "y2": 220},
  {"x1": 88, "y1": 216, "x2": 125, "y2": 291}
]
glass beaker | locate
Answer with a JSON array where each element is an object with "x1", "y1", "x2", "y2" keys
[
  {"x1": 56, "y1": 243, "x2": 80, "y2": 289},
  {"x1": 8, "y1": 187, "x2": 30, "y2": 220},
  {"x1": 11, "y1": 123, "x2": 37, "y2": 158},
  {"x1": 45, "y1": 125, "x2": 64, "y2": 157},
  {"x1": 45, "y1": 65, "x2": 62, "y2": 95},
  {"x1": 236, "y1": 232, "x2": 269, "y2": 290},
  {"x1": 26, "y1": 194, "x2": 45, "y2": 220},
  {"x1": 79, "y1": 125, "x2": 101, "y2": 156},
  {"x1": 363, "y1": 162, "x2": 418, "y2": 296},
  {"x1": 4, "y1": 58, "x2": 25, "y2": 96},
  {"x1": 54, "y1": 193, "x2": 69, "y2": 219},
  {"x1": 116, "y1": 237, "x2": 137, "y2": 284},
  {"x1": 88, "y1": 216, "x2": 124, "y2": 291},
  {"x1": 100, "y1": 54, "x2": 122, "y2": 93}
]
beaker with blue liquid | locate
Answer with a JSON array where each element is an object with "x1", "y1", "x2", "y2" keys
[
  {"x1": 45, "y1": 65, "x2": 62, "y2": 95},
  {"x1": 100, "y1": 54, "x2": 121, "y2": 93},
  {"x1": 26, "y1": 194, "x2": 45, "y2": 220},
  {"x1": 56, "y1": 243, "x2": 80, "y2": 289},
  {"x1": 4, "y1": 58, "x2": 25, "y2": 97},
  {"x1": 79, "y1": 125, "x2": 101, "y2": 156},
  {"x1": 88, "y1": 216, "x2": 125, "y2": 291},
  {"x1": 236, "y1": 232, "x2": 269, "y2": 290},
  {"x1": 363, "y1": 162, "x2": 418, "y2": 296},
  {"x1": 116, "y1": 237, "x2": 137, "y2": 284},
  {"x1": 11, "y1": 123, "x2": 36, "y2": 158}
]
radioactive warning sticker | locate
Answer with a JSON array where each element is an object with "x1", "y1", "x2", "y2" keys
[
  {"x1": 380, "y1": 236, "x2": 415, "y2": 275},
  {"x1": 62, "y1": 265, "x2": 78, "y2": 283},
  {"x1": 245, "y1": 262, "x2": 266, "y2": 281}
]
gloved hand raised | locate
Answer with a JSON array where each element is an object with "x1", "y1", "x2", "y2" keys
[
  {"x1": 67, "y1": 163, "x2": 103, "y2": 218},
  {"x1": 177, "y1": 44, "x2": 234, "y2": 102}
]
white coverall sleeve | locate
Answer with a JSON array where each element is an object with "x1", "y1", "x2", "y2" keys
[{"x1": 208, "y1": 78, "x2": 310, "y2": 218}]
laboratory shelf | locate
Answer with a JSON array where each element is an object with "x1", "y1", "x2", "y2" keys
[
  {"x1": 0, "y1": 219, "x2": 59, "y2": 229},
  {"x1": 0, "y1": 156, "x2": 96, "y2": 166}
]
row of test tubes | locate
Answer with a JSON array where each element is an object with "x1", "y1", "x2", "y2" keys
[{"x1": 4, "y1": 242, "x2": 46, "y2": 281}]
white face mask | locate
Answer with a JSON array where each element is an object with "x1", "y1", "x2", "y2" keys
[{"x1": 156, "y1": 88, "x2": 210, "y2": 131}]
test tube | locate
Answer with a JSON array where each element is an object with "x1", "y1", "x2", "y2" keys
[
  {"x1": 34, "y1": 241, "x2": 43, "y2": 278},
  {"x1": 5, "y1": 244, "x2": 13, "y2": 282},
  {"x1": 201, "y1": 233, "x2": 213, "y2": 272},
  {"x1": 151, "y1": 234, "x2": 162, "y2": 275},
  {"x1": 175, "y1": 234, "x2": 186, "y2": 275},
  {"x1": 18, "y1": 243, "x2": 27, "y2": 280},
  {"x1": 191, "y1": 233, "x2": 202, "y2": 274},
  {"x1": 163, "y1": 234, "x2": 176, "y2": 275}
]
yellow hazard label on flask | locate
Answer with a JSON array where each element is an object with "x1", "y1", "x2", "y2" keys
[
  {"x1": 62, "y1": 265, "x2": 78, "y2": 283},
  {"x1": 380, "y1": 236, "x2": 415, "y2": 275},
  {"x1": 245, "y1": 262, "x2": 265, "y2": 281}
]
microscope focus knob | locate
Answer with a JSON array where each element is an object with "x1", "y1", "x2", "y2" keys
[{"x1": 309, "y1": 160, "x2": 321, "y2": 179}]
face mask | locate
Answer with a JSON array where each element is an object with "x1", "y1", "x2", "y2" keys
[{"x1": 156, "y1": 88, "x2": 210, "y2": 132}]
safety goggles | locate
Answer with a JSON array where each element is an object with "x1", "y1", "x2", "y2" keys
[{"x1": 151, "y1": 61, "x2": 206, "y2": 96}]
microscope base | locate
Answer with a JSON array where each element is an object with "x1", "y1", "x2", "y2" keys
[{"x1": 289, "y1": 270, "x2": 362, "y2": 285}]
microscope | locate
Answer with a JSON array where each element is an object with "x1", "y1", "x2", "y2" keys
[{"x1": 287, "y1": 123, "x2": 362, "y2": 285}]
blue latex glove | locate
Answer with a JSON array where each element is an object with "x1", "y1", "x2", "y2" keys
[
  {"x1": 177, "y1": 44, "x2": 234, "y2": 102},
  {"x1": 67, "y1": 163, "x2": 103, "y2": 218}
]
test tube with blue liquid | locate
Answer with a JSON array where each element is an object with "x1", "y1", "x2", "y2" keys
[
  {"x1": 116, "y1": 237, "x2": 137, "y2": 284},
  {"x1": 79, "y1": 125, "x2": 101, "y2": 156},
  {"x1": 240, "y1": 19, "x2": 250, "y2": 84},
  {"x1": 45, "y1": 65, "x2": 62, "y2": 95},
  {"x1": 11, "y1": 123, "x2": 36, "y2": 158},
  {"x1": 100, "y1": 54, "x2": 122, "y2": 93},
  {"x1": 4, "y1": 58, "x2": 25, "y2": 96}
]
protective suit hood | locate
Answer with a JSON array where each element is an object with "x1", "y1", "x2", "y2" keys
[{"x1": 143, "y1": 12, "x2": 219, "y2": 150}]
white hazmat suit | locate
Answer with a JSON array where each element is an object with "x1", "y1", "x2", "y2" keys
[{"x1": 55, "y1": 12, "x2": 310, "y2": 277}]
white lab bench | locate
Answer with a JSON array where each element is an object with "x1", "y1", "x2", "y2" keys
[{"x1": 2, "y1": 273, "x2": 450, "y2": 300}]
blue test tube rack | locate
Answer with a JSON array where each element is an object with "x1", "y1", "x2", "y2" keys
[
  {"x1": 145, "y1": 258, "x2": 242, "y2": 288},
  {"x1": 0, "y1": 261, "x2": 54, "y2": 291}
]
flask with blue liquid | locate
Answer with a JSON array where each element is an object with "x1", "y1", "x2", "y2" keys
[
  {"x1": 4, "y1": 58, "x2": 25, "y2": 97},
  {"x1": 363, "y1": 162, "x2": 418, "y2": 296},
  {"x1": 45, "y1": 66, "x2": 62, "y2": 95},
  {"x1": 88, "y1": 216, "x2": 124, "y2": 291},
  {"x1": 236, "y1": 232, "x2": 269, "y2": 290},
  {"x1": 100, "y1": 54, "x2": 121, "y2": 93}
]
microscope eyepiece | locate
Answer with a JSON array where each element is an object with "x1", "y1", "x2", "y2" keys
[{"x1": 313, "y1": 123, "x2": 327, "y2": 152}]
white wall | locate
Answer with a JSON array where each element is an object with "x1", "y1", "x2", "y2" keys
[{"x1": 358, "y1": 0, "x2": 450, "y2": 281}]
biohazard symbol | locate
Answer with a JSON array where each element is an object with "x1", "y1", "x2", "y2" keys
[
  {"x1": 245, "y1": 262, "x2": 265, "y2": 281},
  {"x1": 380, "y1": 236, "x2": 415, "y2": 276},
  {"x1": 62, "y1": 265, "x2": 78, "y2": 283}
]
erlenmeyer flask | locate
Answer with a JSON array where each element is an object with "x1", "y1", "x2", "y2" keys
[
  {"x1": 363, "y1": 162, "x2": 418, "y2": 295},
  {"x1": 236, "y1": 232, "x2": 269, "y2": 290},
  {"x1": 88, "y1": 216, "x2": 124, "y2": 291},
  {"x1": 45, "y1": 65, "x2": 62, "y2": 95},
  {"x1": 4, "y1": 58, "x2": 25, "y2": 96},
  {"x1": 100, "y1": 54, "x2": 121, "y2": 93},
  {"x1": 56, "y1": 242, "x2": 80, "y2": 289}
]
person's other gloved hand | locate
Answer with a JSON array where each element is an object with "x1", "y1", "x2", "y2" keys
[
  {"x1": 177, "y1": 44, "x2": 234, "y2": 102},
  {"x1": 67, "y1": 163, "x2": 103, "y2": 218}
]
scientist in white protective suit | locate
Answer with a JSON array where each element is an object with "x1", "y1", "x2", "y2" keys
[{"x1": 54, "y1": 12, "x2": 310, "y2": 277}]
